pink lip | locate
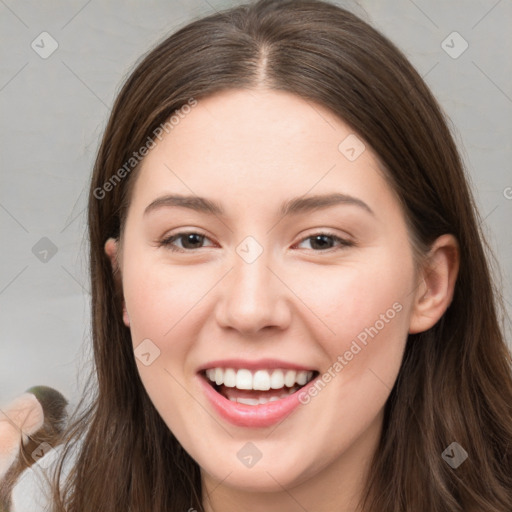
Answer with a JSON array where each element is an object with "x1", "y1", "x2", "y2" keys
[
  {"x1": 196, "y1": 358, "x2": 316, "y2": 372},
  {"x1": 197, "y1": 372, "x2": 319, "y2": 428}
]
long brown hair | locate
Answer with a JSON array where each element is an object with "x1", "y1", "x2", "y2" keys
[{"x1": 40, "y1": 0, "x2": 512, "y2": 510}]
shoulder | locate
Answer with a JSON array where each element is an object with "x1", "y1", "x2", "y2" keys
[{"x1": 10, "y1": 440, "x2": 80, "y2": 512}]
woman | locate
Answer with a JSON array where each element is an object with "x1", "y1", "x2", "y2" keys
[{"x1": 6, "y1": 0, "x2": 512, "y2": 510}]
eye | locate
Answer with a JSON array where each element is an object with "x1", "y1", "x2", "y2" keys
[
  {"x1": 158, "y1": 231, "x2": 215, "y2": 252},
  {"x1": 158, "y1": 230, "x2": 354, "y2": 253},
  {"x1": 295, "y1": 231, "x2": 354, "y2": 252}
]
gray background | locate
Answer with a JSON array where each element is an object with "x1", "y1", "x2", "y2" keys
[{"x1": 1, "y1": 0, "x2": 511, "y2": 408}]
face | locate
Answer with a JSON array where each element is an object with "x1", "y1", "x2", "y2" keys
[{"x1": 106, "y1": 89, "x2": 429, "y2": 501}]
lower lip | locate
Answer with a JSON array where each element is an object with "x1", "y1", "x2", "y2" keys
[{"x1": 198, "y1": 373, "x2": 318, "y2": 428}]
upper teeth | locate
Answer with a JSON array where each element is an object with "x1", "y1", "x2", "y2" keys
[{"x1": 205, "y1": 368, "x2": 314, "y2": 390}]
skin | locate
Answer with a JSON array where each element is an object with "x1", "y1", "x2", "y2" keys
[{"x1": 104, "y1": 88, "x2": 459, "y2": 512}]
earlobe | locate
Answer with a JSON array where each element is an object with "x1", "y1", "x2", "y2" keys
[
  {"x1": 122, "y1": 302, "x2": 130, "y2": 327},
  {"x1": 408, "y1": 234, "x2": 460, "y2": 334},
  {"x1": 104, "y1": 237, "x2": 130, "y2": 328},
  {"x1": 104, "y1": 237, "x2": 119, "y2": 272}
]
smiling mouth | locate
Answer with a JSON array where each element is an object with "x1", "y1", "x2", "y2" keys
[{"x1": 200, "y1": 368, "x2": 320, "y2": 406}]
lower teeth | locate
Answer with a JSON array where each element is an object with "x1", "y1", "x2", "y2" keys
[{"x1": 227, "y1": 386, "x2": 300, "y2": 405}]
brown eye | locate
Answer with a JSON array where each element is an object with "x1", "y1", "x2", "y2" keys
[
  {"x1": 159, "y1": 232, "x2": 214, "y2": 252},
  {"x1": 296, "y1": 232, "x2": 354, "y2": 252}
]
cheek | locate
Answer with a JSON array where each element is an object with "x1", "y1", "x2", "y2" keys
[
  {"x1": 293, "y1": 254, "x2": 412, "y2": 454},
  {"x1": 121, "y1": 253, "x2": 216, "y2": 406},
  {"x1": 123, "y1": 243, "x2": 413, "y2": 349},
  {"x1": 122, "y1": 253, "x2": 202, "y2": 340},
  {"x1": 121, "y1": 257, "x2": 204, "y2": 427},
  {"x1": 301, "y1": 249, "x2": 413, "y2": 386},
  {"x1": 306, "y1": 250, "x2": 412, "y2": 334}
]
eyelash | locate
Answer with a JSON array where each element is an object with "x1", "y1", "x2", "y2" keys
[{"x1": 158, "y1": 230, "x2": 354, "y2": 253}]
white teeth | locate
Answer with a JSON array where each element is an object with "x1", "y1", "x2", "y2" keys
[
  {"x1": 214, "y1": 368, "x2": 223, "y2": 386},
  {"x1": 270, "y1": 370, "x2": 284, "y2": 389},
  {"x1": 236, "y1": 369, "x2": 253, "y2": 390},
  {"x1": 227, "y1": 386, "x2": 300, "y2": 405},
  {"x1": 223, "y1": 368, "x2": 236, "y2": 387},
  {"x1": 253, "y1": 370, "x2": 271, "y2": 391},
  {"x1": 235, "y1": 397, "x2": 260, "y2": 406},
  {"x1": 204, "y1": 368, "x2": 314, "y2": 390},
  {"x1": 284, "y1": 370, "x2": 297, "y2": 387},
  {"x1": 296, "y1": 371, "x2": 309, "y2": 386}
]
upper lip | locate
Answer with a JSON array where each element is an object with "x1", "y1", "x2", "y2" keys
[{"x1": 197, "y1": 358, "x2": 317, "y2": 373}]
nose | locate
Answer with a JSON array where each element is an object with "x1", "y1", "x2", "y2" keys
[{"x1": 214, "y1": 245, "x2": 291, "y2": 336}]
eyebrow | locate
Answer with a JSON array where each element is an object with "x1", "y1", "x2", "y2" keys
[{"x1": 143, "y1": 192, "x2": 375, "y2": 218}]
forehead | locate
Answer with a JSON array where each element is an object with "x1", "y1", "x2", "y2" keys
[{"x1": 126, "y1": 88, "x2": 399, "y2": 221}]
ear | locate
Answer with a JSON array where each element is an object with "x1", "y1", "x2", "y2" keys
[
  {"x1": 408, "y1": 234, "x2": 460, "y2": 334},
  {"x1": 104, "y1": 237, "x2": 130, "y2": 328}
]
